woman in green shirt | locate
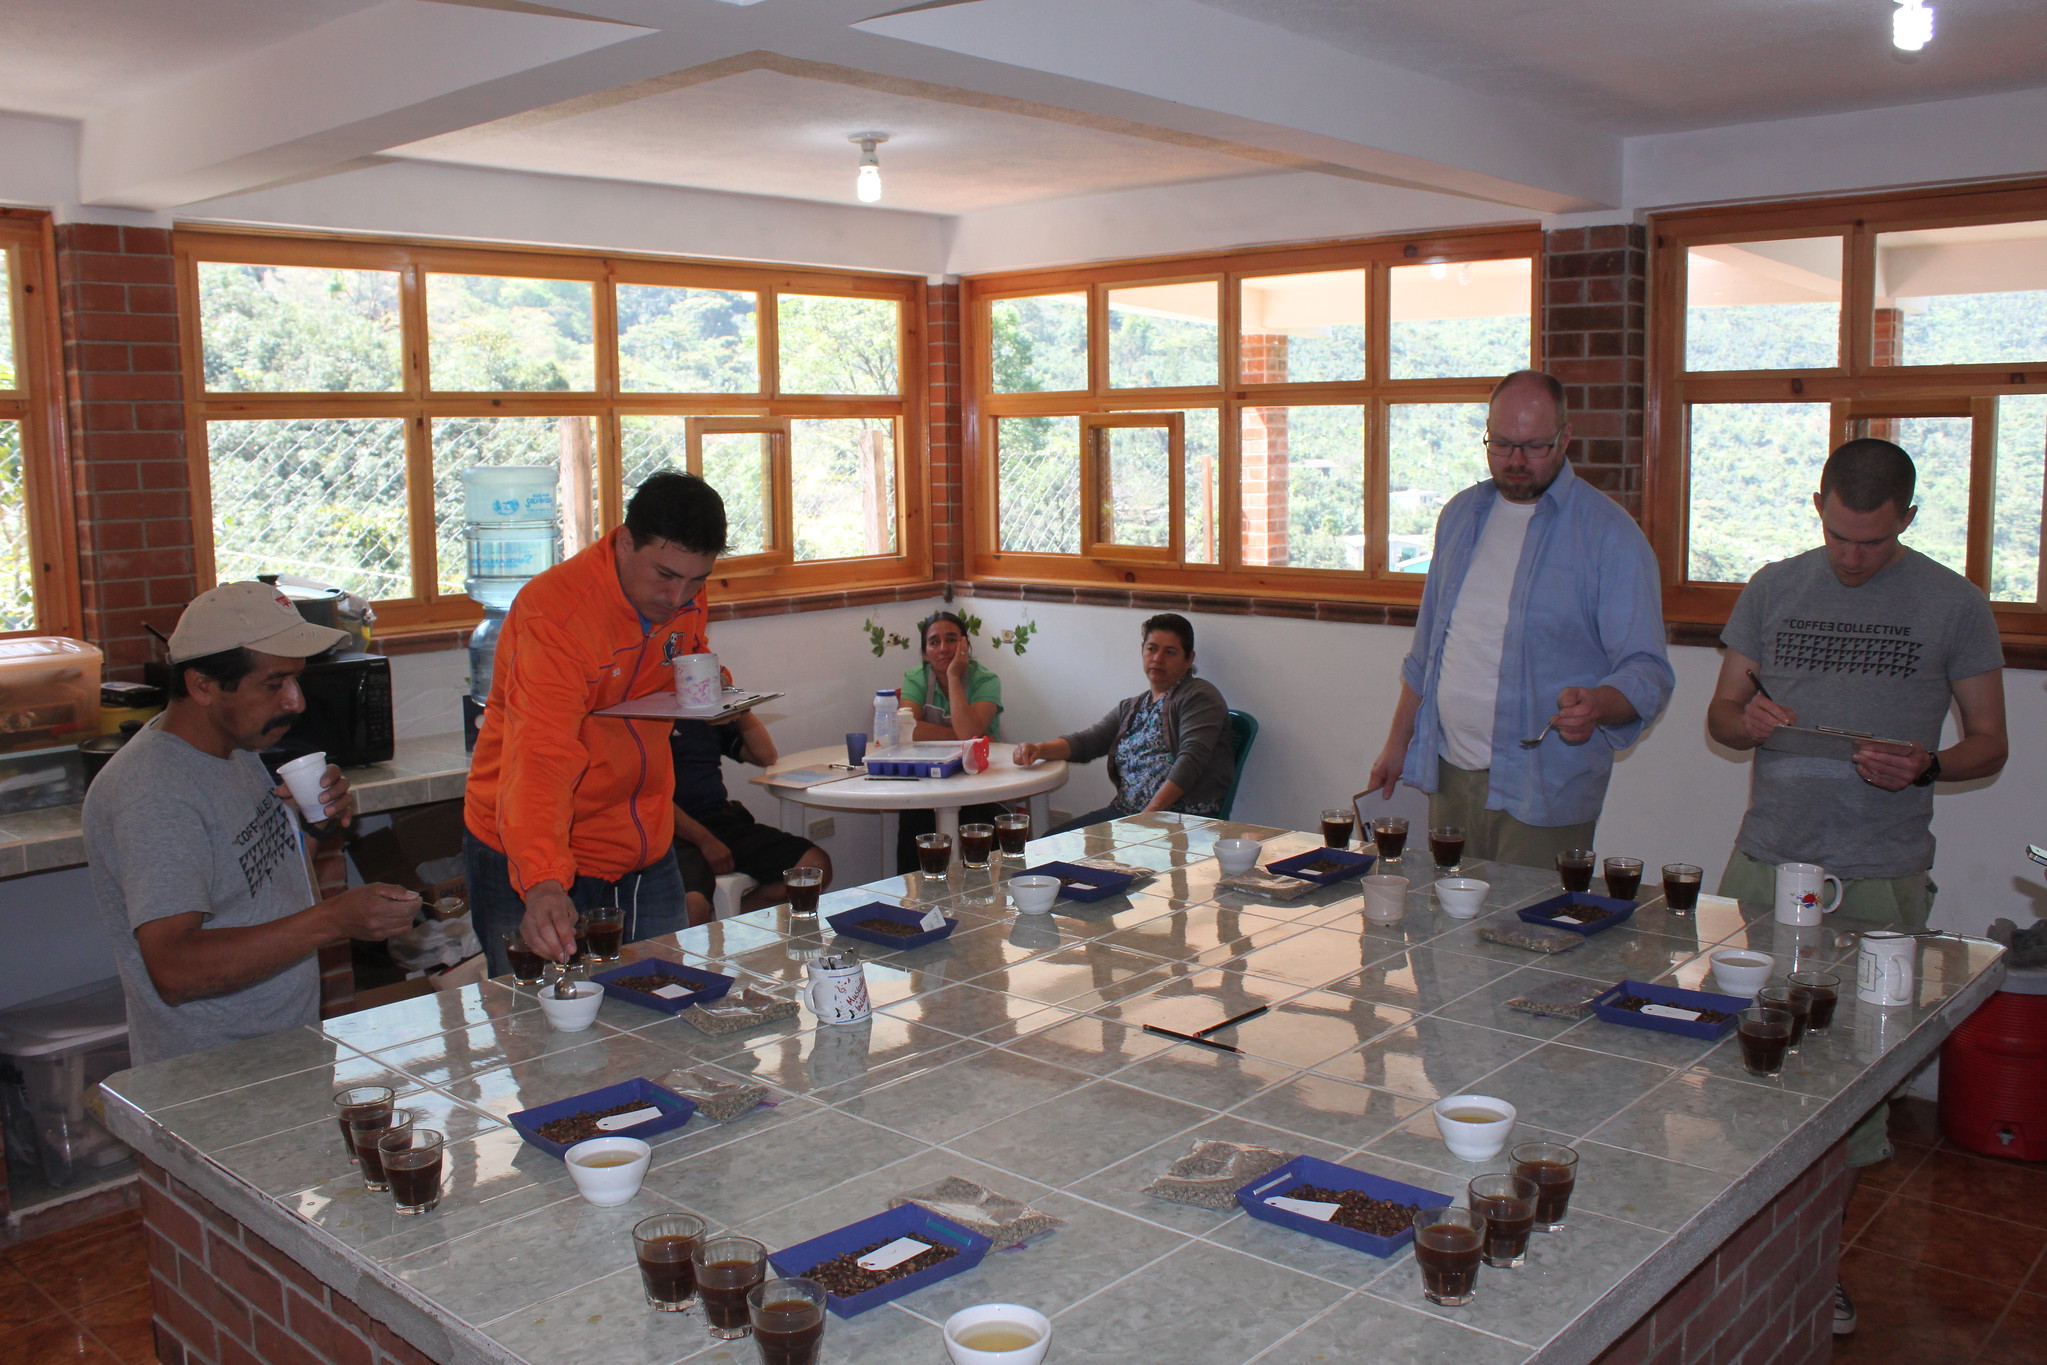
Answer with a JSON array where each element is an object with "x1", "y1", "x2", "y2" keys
[{"x1": 896, "y1": 611, "x2": 1005, "y2": 872}]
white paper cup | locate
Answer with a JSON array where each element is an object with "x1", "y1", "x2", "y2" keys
[
  {"x1": 1433, "y1": 878, "x2": 1490, "y2": 918},
  {"x1": 1361, "y1": 874, "x2": 1409, "y2": 923},
  {"x1": 1710, "y1": 950, "x2": 1774, "y2": 998},
  {"x1": 1213, "y1": 838, "x2": 1261, "y2": 874},
  {"x1": 944, "y1": 1304, "x2": 1052, "y2": 1365},
  {"x1": 563, "y1": 1136, "x2": 650, "y2": 1207},
  {"x1": 276, "y1": 752, "x2": 329, "y2": 824},
  {"x1": 1432, "y1": 1094, "x2": 1516, "y2": 1161},
  {"x1": 1009, "y1": 876, "x2": 1060, "y2": 915},
  {"x1": 538, "y1": 980, "x2": 604, "y2": 1031}
]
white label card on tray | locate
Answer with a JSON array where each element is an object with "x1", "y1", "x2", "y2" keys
[
  {"x1": 1265, "y1": 1196, "x2": 1341, "y2": 1221},
  {"x1": 595, "y1": 1106, "x2": 663, "y2": 1131},
  {"x1": 652, "y1": 984, "x2": 692, "y2": 999},
  {"x1": 917, "y1": 907, "x2": 947, "y2": 932},
  {"x1": 1639, "y1": 1003, "x2": 1702, "y2": 1021},
  {"x1": 856, "y1": 1237, "x2": 933, "y2": 1271}
]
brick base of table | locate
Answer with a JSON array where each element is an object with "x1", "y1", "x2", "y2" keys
[
  {"x1": 141, "y1": 1158, "x2": 442, "y2": 1365},
  {"x1": 1593, "y1": 1142, "x2": 1850, "y2": 1365}
]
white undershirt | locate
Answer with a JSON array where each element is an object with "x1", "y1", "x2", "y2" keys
[{"x1": 1437, "y1": 495, "x2": 1538, "y2": 770}]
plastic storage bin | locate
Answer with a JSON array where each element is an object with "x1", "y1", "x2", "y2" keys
[
  {"x1": 0, "y1": 637, "x2": 103, "y2": 757},
  {"x1": 0, "y1": 979, "x2": 131, "y2": 1187}
]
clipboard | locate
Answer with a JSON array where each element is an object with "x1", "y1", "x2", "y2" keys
[
  {"x1": 1760, "y1": 724, "x2": 1911, "y2": 762},
  {"x1": 594, "y1": 688, "x2": 786, "y2": 723}
]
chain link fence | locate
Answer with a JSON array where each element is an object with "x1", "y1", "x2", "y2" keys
[{"x1": 208, "y1": 418, "x2": 409, "y2": 598}]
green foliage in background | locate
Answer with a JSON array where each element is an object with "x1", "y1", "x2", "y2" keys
[{"x1": 863, "y1": 611, "x2": 1037, "y2": 657}]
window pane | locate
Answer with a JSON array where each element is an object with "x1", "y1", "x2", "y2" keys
[
  {"x1": 433, "y1": 416, "x2": 594, "y2": 594},
  {"x1": 1856, "y1": 415, "x2": 1970, "y2": 578},
  {"x1": 1685, "y1": 238, "x2": 1841, "y2": 371},
  {"x1": 1183, "y1": 409, "x2": 1218, "y2": 565},
  {"x1": 0, "y1": 251, "x2": 15, "y2": 389},
  {"x1": 1240, "y1": 270, "x2": 1365, "y2": 384},
  {"x1": 1686, "y1": 402, "x2": 1831, "y2": 582},
  {"x1": 1097, "y1": 426, "x2": 1171, "y2": 547},
  {"x1": 0, "y1": 420, "x2": 30, "y2": 628},
  {"x1": 1387, "y1": 403, "x2": 1488, "y2": 573},
  {"x1": 209, "y1": 418, "x2": 409, "y2": 600},
  {"x1": 990, "y1": 293, "x2": 1087, "y2": 393},
  {"x1": 621, "y1": 415, "x2": 689, "y2": 497},
  {"x1": 698, "y1": 432, "x2": 769, "y2": 556},
  {"x1": 1108, "y1": 282, "x2": 1218, "y2": 389},
  {"x1": 1876, "y1": 222, "x2": 2047, "y2": 366},
  {"x1": 617, "y1": 285, "x2": 758, "y2": 393},
  {"x1": 777, "y1": 295, "x2": 899, "y2": 394},
  {"x1": 427, "y1": 274, "x2": 595, "y2": 391},
  {"x1": 1241, "y1": 405, "x2": 1365, "y2": 569},
  {"x1": 1992, "y1": 394, "x2": 2047, "y2": 603},
  {"x1": 997, "y1": 415, "x2": 1079, "y2": 554},
  {"x1": 1388, "y1": 258, "x2": 1531, "y2": 379},
  {"x1": 792, "y1": 418, "x2": 896, "y2": 561},
  {"x1": 198, "y1": 263, "x2": 401, "y2": 392}
]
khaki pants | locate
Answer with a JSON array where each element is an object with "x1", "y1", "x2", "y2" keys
[{"x1": 1428, "y1": 762, "x2": 1598, "y2": 870}]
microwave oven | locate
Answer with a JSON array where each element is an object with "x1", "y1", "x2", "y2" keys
[{"x1": 144, "y1": 650, "x2": 394, "y2": 768}]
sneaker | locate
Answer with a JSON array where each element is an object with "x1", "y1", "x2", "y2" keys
[{"x1": 1833, "y1": 1281, "x2": 1857, "y2": 1336}]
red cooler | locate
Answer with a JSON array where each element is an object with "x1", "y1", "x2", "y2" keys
[{"x1": 1939, "y1": 965, "x2": 2047, "y2": 1161}]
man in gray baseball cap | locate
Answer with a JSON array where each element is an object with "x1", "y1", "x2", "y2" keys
[{"x1": 84, "y1": 582, "x2": 421, "y2": 1065}]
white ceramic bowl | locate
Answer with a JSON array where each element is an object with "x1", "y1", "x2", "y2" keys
[
  {"x1": 563, "y1": 1136, "x2": 651, "y2": 1206},
  {"x1": 1213, "y1": 838, "x2": 1261, "y2": 874},
  {"x1": 1711, "y1": 950, "x2": 1775, "y2": 998},
  {"x1": 1434, "y1": 877, "x2": 1490, "y2": 918},
  {"x1": 537, "y1": 980, "x2": 604, "y2": 1032},
  {"x1": 1009, "y1": 875, "x2": 1061, "y2": 915},
  {"x1": 1432, "y1": 1094, "x2": 1517, "y2": 1162},
  {"x1": 944, "y1": 1304, "x2": 1053, "y2": 1365}
]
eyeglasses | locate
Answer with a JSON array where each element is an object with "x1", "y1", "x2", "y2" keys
[{"x1": 1483, "y1": 433, "x2": 1564, "y2": 459}]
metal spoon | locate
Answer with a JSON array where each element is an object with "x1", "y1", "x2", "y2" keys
[
  {"x1": 548, "y1": 962, "x2": 576, "y2": 1000},
  {"x1": 1519, "y1": 719, "x2": 1557, "y2": 749}
]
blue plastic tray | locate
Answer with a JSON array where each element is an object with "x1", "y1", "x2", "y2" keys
[
  {"x1": 1518, "y1": 892, "x2": 1637, "y2": 937},
  {"x1": 1264, "y1": 847, "x2": 1376, "y2": 886},
  {"x1": 1021, "y1": 861, "x2": 1136, "y2": 903},
  {"x1": 1592, "y1": 979, "x2": 1749, "y2": 1041},
  {"x1": 508, "y1": 1077, "x2": 696, "y2": 1160},
  {"x1": 589, "y1": 957, "x2": 735, "y2": 1014},
  {"x1": 769, "y1": 1204, "x2": 991, "y2": 1318},
  {"x1": 827, "y1": 903, "x2": 958, "y2": 951},
  {"x1": 1237, "y1": 1155, "x2": 1452, "y2": 1258}
]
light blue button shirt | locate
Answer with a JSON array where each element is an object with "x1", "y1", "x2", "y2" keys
[{"x1": 1398, "y1": 460, "x2": 1674, "y2": 827}]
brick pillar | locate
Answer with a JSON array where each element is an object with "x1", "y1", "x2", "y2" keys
[
  {"x1": 926, "y1": 283, "x2": 964, "y2": 581},
  {"x1": 1864, "y1": 307, "x2": 1904, "y2": 441},
  {"x1": 1542, "y1": 225, "x2": 1647, "y2": 518},
  {"x1": 1239, "y1": 334, "x2": 1290, "y2": 566},
  {"x1": 54, "y1": 225, "x2": 198, "y2": 679}
]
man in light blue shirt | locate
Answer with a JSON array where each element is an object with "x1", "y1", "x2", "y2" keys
[{"x1": 1365, "y1": 370, "x2": 1673, "y2": 865}]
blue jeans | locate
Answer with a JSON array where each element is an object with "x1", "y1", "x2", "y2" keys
[{"x1": 464, "y1": 830, "x2": 688, "y2": 977}]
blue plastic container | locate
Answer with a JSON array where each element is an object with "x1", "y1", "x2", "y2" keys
[
  {"x1": 769, "y1": 1204, "x2": 992, "y2": 1318},
  {"x1": 863, "y1": 748, "x2": 964, "y2": 778},
  {"x1": 589, "y1": 957, "x2": 735, "y2": 1014},
  {"x1": 1021, "y1": 861, "x2": 1136, "y2": 903},
  {"x1": 1591, "y1": 979, "x2": 1749, "y2": 1041},
  {"x1": 508, "y1": 1077, "x2": 696, "y2": 1160},
  {"x1": 1237, "y1": 1155, "x2": 1452, "y2": 1257},
  {"x1": 827, "y1": 903, "x2": 958, "y2": 952},
  {"x1": 1264, "y1": 847, "x2": 1376, "y2": 886},
  {"x1": 1517, "y1": 892, "x2": 1637, "y2": 937}
]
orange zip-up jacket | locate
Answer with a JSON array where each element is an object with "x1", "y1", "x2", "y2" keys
[{"x1": 463, "y1": 527, "x2": 707, "y2": 895}]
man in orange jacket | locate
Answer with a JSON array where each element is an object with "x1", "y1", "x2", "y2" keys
[{"x1": 463, "y1": 472, "x2": 726, "y2": 973}]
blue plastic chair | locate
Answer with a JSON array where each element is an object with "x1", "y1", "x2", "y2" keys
[{"x1": 1217, "y1": 710, "x2": 1259, "y2": 820}]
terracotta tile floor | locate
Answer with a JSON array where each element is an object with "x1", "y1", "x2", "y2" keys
[
  {"x1": 4, "y1": 1205, "x2": 152, "y2": 1364},
  {"x1": 2, "y1": 1100, "x2": 2039, "y2": 1364}
]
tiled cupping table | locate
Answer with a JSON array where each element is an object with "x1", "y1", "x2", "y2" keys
[{"x1": 98, "y1": 814, "x2": 2006, "y2": 1365}]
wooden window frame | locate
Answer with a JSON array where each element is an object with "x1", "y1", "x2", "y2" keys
[
  {"x1": 1082, "y1": 412, "x2": 1183, "y2": 562},
  {"x1": 964, "y1": 227, "x2": 1540, "y2": 602},
  {"x1": 0, "y1": 210, "x2": 80, "y2": 639},
  {"x1": 177, "y1": 228, "x2": 929, "y2": 634},
  {"x1": 1649, "y1": 180, "x2": 2047, "y2": 648}
]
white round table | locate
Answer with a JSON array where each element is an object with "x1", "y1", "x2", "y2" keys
[{"x1": 751, "y1": 745, "x2": 1069, "y2": 868}]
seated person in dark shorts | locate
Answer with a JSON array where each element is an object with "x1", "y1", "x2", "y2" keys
[{"x1": 671, "y1": 708, "x2": 830, "y2": 921}]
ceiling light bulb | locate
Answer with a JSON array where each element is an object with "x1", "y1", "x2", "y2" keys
[
  {"x1": 1429, "y1": 262, "x2": 1447, "y2": 281},
  {"x1": 1893, "y1": 0, "x2": 1933, "y2": 52},
  {"x1": 849, "y1": 132, "x2": 888, "y2": 205}
]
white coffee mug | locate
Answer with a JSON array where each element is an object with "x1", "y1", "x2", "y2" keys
[
  {"x1": 805, "y1": 953, "x2": 872, "y2": 1025},
  {"x1": 672, "y1": 652, "x2": 721, "y2": 711},
  {"x1": 1775, "y1": 862, "x2": 1844, "y2": 926},
  {"x1": 1857, "y1": 931, "x2": 1916, "y2": 1007}
]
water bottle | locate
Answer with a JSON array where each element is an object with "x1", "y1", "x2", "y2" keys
[
  {"x1": 872, "y1": 689, "x2": 898, "y2": 751},
  {"x1": 463, "y1": 466, "x2": 560, "y2": 700}
]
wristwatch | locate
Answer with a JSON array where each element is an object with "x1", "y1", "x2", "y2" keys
[{"x1": 1913, "y1": 751, "x2": 1942, "y2": 787}]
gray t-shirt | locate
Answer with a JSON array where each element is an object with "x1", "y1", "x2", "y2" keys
[
  {"x1": 84, "y1": 724, "x2": 320, "y2": 1065},
  {"x1": 1724, "y1": 547, "x2": 2003, "y2": 880}
]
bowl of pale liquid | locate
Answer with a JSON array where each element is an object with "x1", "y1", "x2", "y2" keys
[
  {"x1": 944, "y1": 1304, "x2": 1052, "y2": 1365},
  {"x1": 564, "y1": 1136, "x2": 650, "y2": 1206},
  {"x1": 1432, "y1": 1094, "x2": 1517, "y2": 1162}
]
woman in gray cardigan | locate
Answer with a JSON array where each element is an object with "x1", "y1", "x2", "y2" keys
[{"x1": 1013, "y1": 614, "x2": 1236, "y2": 834}]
